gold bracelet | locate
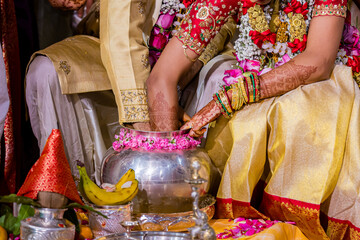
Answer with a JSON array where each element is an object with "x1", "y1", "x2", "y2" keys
[
  {"x1": 230, "y1": 87, "x2": 238, "y2": 111},
  {"x1": 183, "y1": 46, "x2": 197, "y2": 63},
  {"x1": 234, "y1": 82, "x2": 244, "y2": 110},
  {"x1": 254, "y1": 73, "x2": 260, "y2": 102},
  {"x1": 245, "y1": 76, "x2": 254, "y2": 103},
  {"x1": 218, "y1": 89, "x2": 233, "y2": 116},
  {"x1": 239, "y1": 80, "x2": 248, "y2": 104}
]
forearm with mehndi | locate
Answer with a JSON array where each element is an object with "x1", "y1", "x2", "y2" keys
[
  {"x1": 149, "y1": 91, "x2": 179, "y2": 131},
  {"x1": 259, "y1": 60, "x2": 318, "y2": 99}
]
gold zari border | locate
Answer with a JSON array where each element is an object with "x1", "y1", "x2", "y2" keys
[
  {"x1": 312, "y1": 4, "x2": 347, "y2": 18},
  {"x1": 327, "y1": 218, "x2": 360, "y2": 239},
  {"x1": 120, "y1": 89, "x2": 149, "y2": 122}
]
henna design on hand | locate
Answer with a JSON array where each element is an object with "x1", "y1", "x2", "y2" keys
[
  {"x1": 260, "y1": 60, "x2": 317, "y2": 99},
  {"x1": 149, "y1": 91, "x2": 179, "y2": 131},
  {"x1": 181, "y1": 99, "x2": 222, "y2": 137}
]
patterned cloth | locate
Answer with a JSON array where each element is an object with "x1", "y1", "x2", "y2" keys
[
  {"x1": 17, "y1": 129, "x2": 83, "y2": 205},
  {"x1": 0, "y1": 0, "x2": 21, "y2": 194},
  {"x1": 176, "y1": 0, "x2": 347, "y2": 56}
]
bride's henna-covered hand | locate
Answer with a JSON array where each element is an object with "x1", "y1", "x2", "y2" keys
[{"x1": 181, "y1": 99, "x2": 222, "y2": 138}]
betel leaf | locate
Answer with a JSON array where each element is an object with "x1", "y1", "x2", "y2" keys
[
  {"x1": 17, "y1": 204, "x2": 35, "y2": 221},
  {"x1": 12, "y1": 204, "x2": 35, "y2": 236},
  {"x1": 66, "y1": 202, "x2": 108, "y2": 219},
  {"x1": 0, "y1": 203, "x2": 35, "y2": 236},
  {"x1": 1, "y1": 212, "x2": 17, "y2": 234},
  {"x1": 0, "y1": 194, "x2": 41, "y2": 208}
]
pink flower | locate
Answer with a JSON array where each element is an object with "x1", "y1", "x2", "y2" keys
[
  {"x1": 149, "y1": 50, "x2": 161, "y2": 68},
  {"x1": 156, "y1": 13, "x2": 176, "y2": 29},
  {"x1": 341, "y1": 23, "x2": 360, "y2": 56},
  {"x1": 222, "y1": 69, "x2": 243, "y2": 86},
  {"x1": 239, "y1": 59, "x2": 261, "y2": 73},
  {"x1": 112, "y1": 130, "x2": 201, "y2": 151},
  {"x1": 275, "y1": 54, "x2": 291, "y2": 68},
  {"x1": 149, "y1": 32, "x2": 169, "y2": 50}
]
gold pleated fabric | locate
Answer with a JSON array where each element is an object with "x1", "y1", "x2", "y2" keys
[
  {"x1": 27, "y1": 35, "x2": 111, "y2": 94},
  {"x1": 206, "y1": 65, "x2": 360, "y2": 239},
  {"x1": 100, "y1": 0, "x2": 161, "y2": 124}
]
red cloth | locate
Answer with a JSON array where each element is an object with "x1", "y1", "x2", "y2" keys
[
  {"x1": 17, "y1": 129, "x2": 83, "y2": 205},
  {"x1": 0, "y1": 0, "x2": 21, "y2": 194}
]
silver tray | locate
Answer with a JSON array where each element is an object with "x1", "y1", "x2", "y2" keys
[
  {"x1": 135, "y1": 195, "x2": 216, "y2": 232},
  {"x1": 96, "y1": 231, "x2": 191, "y2": 240}
]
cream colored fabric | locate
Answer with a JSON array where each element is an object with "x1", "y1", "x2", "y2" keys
[
  {"x1": 205, "y1": 65, "x2": 360, "y2": 238},
  {"x1": 100, "y1": 0, "x2": 161, "y2": 124},
  {"x1": 207, "y1": 65, "x2": 357, "y2": 204},
  {"x1": 28, "y1": 35, "x2": 111, "y2": 94},
  {"x1": 26, "y1": 56, "x2": 119, "y2": 183}
]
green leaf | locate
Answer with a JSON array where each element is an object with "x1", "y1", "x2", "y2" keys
[
  {"x1": 66, "y1": 203, "x2": 108, "y2": 219},
  {"x1": 2, "y1": 212, "x2": 17, "y2": 234},
  {"x1": 0, "y1": 203, "x2": 36, "y2": 236},
  {"x1": 17, "y1": 204, "x2": 35, "y2": 221},
  {"x1": 0, "y1": 214, "x2": 5, "y2": 227},
  {"x1": 0, "y1": 194, "x2": 41, "y2": 208}
]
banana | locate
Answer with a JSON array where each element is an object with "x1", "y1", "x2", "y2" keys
[
  {"x1": 115, "y1": 168, "x2": 136, "y2": 191},
  {"x1": 77, "y1": 166, "x2": 138, "y2": 206}
]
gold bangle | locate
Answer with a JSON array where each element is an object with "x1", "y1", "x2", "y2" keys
[
  {"x1": 245, "y1": 76, "x2": 254, "y2": 103},
  {"x1": 230, "y1": 87, "x2": 238, "y2": 111},
  {"x1": 218, "y1": 89, "x2": 233, "y2": 114},
  {"x1": 183, "y1": 46, "x2": 197, "y2": 63},
  {"x1": 254, "y1": 74, "x2": 260, "y2": 102},
  {"x1": 234, "y1": 82, "x2": 243, "y2": 110},
  {"x1": 239, "y1": 80, "x2": 248, "y2": 104}
]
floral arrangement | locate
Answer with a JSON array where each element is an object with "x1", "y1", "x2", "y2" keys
[
  {"x1": 148, "y1": 0, "x2": 188, "y2": 68},
  {"x1": 217, "y1": 217, "x2": 295, "y2": 238},
  {"x1": 112, "y1": 128, "x2": 201, "y2": 151},
  {"x1": 233, "y1": 0, "x2": 314, "y2": 71},
  {"x1": 224, "y1": 0, "x2": 360, "y2": 87},
  {"x1": 222, "y1": 0, "x2": 314, "y2": 86},
  {"x1": 336, "y1": 23, "x2": 360, "y2": 85}
]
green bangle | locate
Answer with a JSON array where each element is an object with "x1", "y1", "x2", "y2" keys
[
  {"x1": 216, "y1": 93, "x2": 231, "y2": 118},
  {"x1": 250, "y1": 74, "x2": 256, "y2": 102}
]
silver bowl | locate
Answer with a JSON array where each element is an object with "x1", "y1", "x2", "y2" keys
[
  {"x1": 89, "y1": 203, "x2": 132, "y2": 238},
  {"x1": 100, "y1": 127, "x2": 220, "y2": 214},
  {"x1": 96, "y1": 231, "x2": 191, "y2": 240}
]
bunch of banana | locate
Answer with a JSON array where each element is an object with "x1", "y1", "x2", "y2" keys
[{"x1": 77, "y1": 166, "x2": 138, "y2": 206}]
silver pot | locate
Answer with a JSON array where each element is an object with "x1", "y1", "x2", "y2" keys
[
  {"x1": 100, "y1": 127, "x2": 220, "y2": 214},
  {"x1": 20, "y1": 208, "x2": 75, "y2": 240}
]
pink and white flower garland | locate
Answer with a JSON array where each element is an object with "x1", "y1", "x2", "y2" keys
[
  {"x1": 112, "y1": 128, "x2": 201, "y2": 151},
  {"x1": 217, "y1": 217, "x2": 295, "y2": 239}
]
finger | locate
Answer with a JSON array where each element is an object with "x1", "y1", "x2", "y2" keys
[
  {"x1": 189, "y1": 128, "x2": 206, "y2": 138},
  {"x1": 182, "y1": 112, "x2": 191, "y2": 122},
  {"x1": 180, "y1": 121, "x2": 192, "y2": 130}
]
